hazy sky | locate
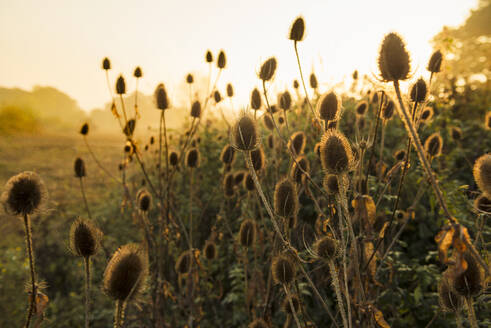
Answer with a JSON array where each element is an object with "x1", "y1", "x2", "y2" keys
[{"x1": 0, "y1": 0, "x2": 478, "y2": 111}]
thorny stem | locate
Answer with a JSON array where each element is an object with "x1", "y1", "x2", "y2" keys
[
  {"x1": 283, "y1": 284, "x2": 302, "y2": 328},
  {"x1": 364, "y1": 91, "x2": 384, "y2": 192},
  {"x1": 79, "y1": 177, "x2": 92, "y2": 219},
  {"x1": 336, "y1": 201, "x2": 352, "y2": 328},
  {"x1": 466, "y1": 297, "x2": 478, "y2": 328},
  {"x1": 24, "y1": 213, "x2": 37, "y2": 328},
  {"x1": 84, "y1": 257, "x2": 91, "y2": 328},
  {"x1": 328, "y1": 260, "x2": 349, "y2": 328}
]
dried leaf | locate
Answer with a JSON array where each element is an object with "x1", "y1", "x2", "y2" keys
[
  {"x1": 435, "y1": 227, "x2": 454, "y2": 264},
  {"x1": 379, "y1": 222, "x2": 390, "y2": 239},
  {"x1": 373, "y1": 306, "x2": 390, "y2": 328}
]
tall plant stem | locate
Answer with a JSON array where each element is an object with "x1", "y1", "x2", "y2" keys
[
  {"x1": 283, "y1": 284, "x2": 302, "y2": 328},
  {"x1": 328, "y1": 260, "x2": 348, "y2": 328},
  {"x1": 79, "y1": 177, "x2": 92, "y2": 219},
  {"x1": 84, "y1": 257, "x2": 91, "y2": 328},
  {"x1": 364, "y1": 91, "x2": 384, "y2": 192},
  {"x1": 23, "y1": 213, "x2": 37, "y2": 328},
  {"x1": 83, "y1": 137, "x2": 120, "y2": 183},
  {"x1": 114, "y1": 300, "x2": 125, "y2": 328},
  {"x1": 336, "y1": 201, "x2": 352, "y2": 328},
  {"x1": 466, "y1": 297, "x2": 478, "y2": 328}
]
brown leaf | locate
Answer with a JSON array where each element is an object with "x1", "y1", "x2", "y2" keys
[
  {"x1": 373, "y1": 306, "x2": 391, "y2": 328},
  {"x1": 436, "y1": 226, "x2": 454, "y2": 264}
]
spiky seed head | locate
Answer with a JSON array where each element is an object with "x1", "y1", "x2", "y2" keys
[
  {"x1": 69, "y1": 218, "x2": 102, "y2": 258},
  {"x1": 323, "y1": 174, "x2": 340, "y2": 194},
  {"x1": 371, "y1": 92, "x2": 379, "y2": 104},
  {"x1": 451, "y1": 252, "x2": 483, "y2": 298},
  {"x1": 134, "y1": 66, "x2": 142, "y2": 78},
  {"x1": 136, "y1": 188, "x2": 152, "y2": 212},
  {"x1": 190, "y1": 100, "x2": 201, "y2": 118},
  {"x1": 80, "y1": 122, "x2": 89, "y2": 135},
  {"x1": 74, "y1": 157, "x2": 86, "y2": 178},
  {"x1": 175, "y1": 250, "x2": 192, "y2": 274},
  {"x1": 249, "y1": 318, "x2": 268, "y2": 328},
  {"x1": 420, "y1": 107, "x2": 434, "y2": 122},
  {"x1": 186, "y1": 148, "x2": 200, "y2": 168},
  {"x1": 274, "y1": 178, "x2": 298, "y2": 218},
  {"x1": 205, "y1": 50, "x2": 213, "y2": 63},
  {"x1": 394, "y1": 149, "x2": 406, "y2": 161},
  {"x1": 226, "y1": 83, "x2": 234, "y2": 97},
  {"x1": 267, "y1": 134, "x2": 274, "y2": 149},
  {"x1": 352, "y1": 70, "x2": 358, "y2": 80},
  {"x1": 424, "y1": 132, "x2": 443, "y2": 157},
  {"x1": 268, "y1": 104, "x2": 278, "y2": 114},
  {"x1": 293, "y1": 79, "x2": 299, "y2": 89},
  {"x1": 102, "y1": 57, "x2": 111, "y2": 70},
  {"x1": 203, "y1": 241, "x2": 217, "y2": 260},
  {"x1": 223, "y1": 173, "x2": 235, "y2": 198},
  {"x1": 103, "y1": 243, "x2": 148, "y2": 301},
  {"x1": 320, "y1": 130, "x2": 353, "y2": 174},
  {"x1": 123, "y1": 119, "x2": 136, "y2": 137},
  {"x1": 2, "y1": 171, "x2": 47, "y2": 216},
  {"x1": 186, "y1": 73, "x2": 193, "y2": 84},
  {"x1": 213, "y1": 90, "x2": 221, "y2": 103},
  {"x1": 239, "y1": 219, "x2": 256, "y2": 247},
  {"x1": 232, "y1": 114, "x2": 258, "y2": 151},
  {"x1": 410, "y1": 78, "x2": 427, "y2": 103},
  {"x1": 291, "y1": 156, "x2": 310, "y2": 184},
  {"x1": 217, "y1": 50, "x2": 226, "y2": 69},
  {"x1": 473, "y1": 154, "x2": 491, "y2": 195},
  {"x1": 317, "y1": 92, "x2": 341, "y2": 122},
  {"x1": 251, "y1": 147, "x2": 266, "y2": 171},
  {"x1": 289, "y1": 17, "x2": 305, "y2": 41},
  {"x1": 427, "y1": 50, "x2": 443, "y2": 73},
  {"x1": 288, "y1": 131, "x2": 306, "y2": 157},
  {"x1": 450, "y1": 127, "x2": 462, "y2": 141},
  {"x1": 278, "y1": 91, "x2": 292, "y2": 111},
  {"x1": 263, "y1": 114, "x2": 274, "y2": 131},
  {"x1": 116, "y1": 75, "x2": 126, "y2": 94},
  {"x1": 485, "y1": 111, "x2": 491, "y2": 130},
  {"x1": 314, "y1": 235, "x2": 339, "y2": 260},
  {"x1": 474, "y1": 194, "x2": 491, "y2": 214},
  {"x1": 272, "y1": 254, "x2": 295, "y2": 285},
  {"x1": 356, "y1": 101, "x2": 368, "y2": 116},
  {"x1": 309, "y1": 73, "x2": 318, "y2": 89},
  {"x1": 220, "y1": 145, "x2": 236, "y2": 165},
  {"x1": 259, "y1": 57, "x2": 277, "y2": 81},
  {"x1": 154, "y1": 83, "x2": 169, "y2": 110},
  {"x1": 381, "y1": 99, "x2": 395, "y2": 120},
  {"x1": 251, "y1": 88, "x2": 262, "y2": 110},
  {"x1": 438, "y1": 275, "x2": 463, "y2": 313},
  {"x1": 234, "y1": 170, "x2": 246, "y2": 186},
  {"x1": 282, "y1": 294, "x2": 300, "y2": 314},
  {"x1": 244, "y1": 173, "x2": 255, "y2": 192},
  {"x1": 378, "y1": 32, "x2": 411, "y2": 82},
  {"x1": 169, "y1": 151, "x2": 178, "y2": 166}
]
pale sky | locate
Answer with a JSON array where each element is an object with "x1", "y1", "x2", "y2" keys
[{"x1": 0, "y1": 0, "x2": 478, "y2": 111}]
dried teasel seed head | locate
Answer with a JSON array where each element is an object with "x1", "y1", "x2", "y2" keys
[
  {"x1": 291, "y1": 156, "x2": 310, "y2": 184},
  {"x1": 424, "y1": 132, "x2": 443, "y2": 158},
  {"x1": 80, "y1": 122, "x2": 89, "y2": 135},
  {"x1": 69, "y1": 218, "x2": 102, "y2": 258},
  {"x1": 116, "y1": 75, "x2": 126, "y2": 94},
  {"x1": 352, "y1": 70, "x2": 358, "y2": 80},
  {"x1": 223, "y1": 173, "x2": 235, "y2": 198},
  {"x1": 451, "y1": 252, "x2": 483, "y2": 298},
  {"x1": 234, "y1": 170, "x2": 246, "y2": 186},
  {"x1": 474, "y1": 194, "x2": 491, "y2": 214},
  {"x1": 394, "y1": 149, "x2": 406, "y2": 161},
  {"x1": 371, "y1": 92, "x2": 379, "y2": 104},
  {"x1": 309, "y1": 73, "x2": 318, "y2": 89},
  {"x1": 272, "y1": 254, "x2": 295, "y2": 284},
  {"x1": 274, "y1": 178, "x2": 298, "y2": 218},
  {"x1": 251, "y1": 88, "x2": 262, "y2": 110},
  {"x1": 263, "y1": 114, "x2": 274, "y2": 131},
  {"x1": 427, "y1": 50, "x2": 443, "y2": 74},
  {"x1": 186, "y1": 148, "x2": 200, "y2": 168},
  {"x1": 248, "y1": 318, "x2": 268, "y2": 328},
  {"x1": 169, "y1": 151, "x2": 178, "y2": 166},
  {"x1": 217, "y1": 50, "x2": 226, "y2": 69},
  {"x1": 136, "y1": 188, "x2": 152, "y2": 212},
  {"x1": 232, "y1": 114, "x2": 258, "y2": 151},
  {"x1": 420, "y1": 107, "x2": 434, "y2": 122},
  {"x1": 150, "y1": 136, "x2": 155, "y2": 145},
  {"x1": 378, "y1": 32, "x2": 411, "y2": 82},
  {"x1": 259, "y1": 57, "x2": 277, "y2": 81},
  {"x1": 175, "y1": 250, "x2": 192, "y2": 274},
  {"x1": 288, "y1": 131, "x2": 306, "y2": 157},
  {"x1": 473, "y1": 153, "x2": 491, "y2": 195},
  {"x1": 103, "y1": 243, "x2": 148, "y2": 301},
  {"x1": 268, "y1": 104, "x2": 278, "y2": 114},
  {"x1": 250, "y1": 147, "x2": 266, "y2": 171},
  {"x1": 293, "y1": 79, "x2": 299, "y2": 89},
  {"x1": 205, "y1": 50, "x2": 213, "y2": 63},
  {"x1": 186, "y1": 73, "x2": 193, "y2": 84},
  {"x1": 317, "y1": 92, "x2": 341, "y2": 122},
  {"x1": 381, "y1": 99, "x2": 395, "y2": 120},
  {"x1": 2, "y1": 171, "x2": 47, "y2": 216},
  {"x1": 154, "y1": 83, "x2": 169, "y2": 110},
  {"x1": 450, "y1": 126, "x2": 462, "y2": 141},
  {"x1": 282, "y1": 294, "x2": 300, "y2": 314},
  {"x1": 355, "y1": 101, "x2": 368, "y2": 116},
  {"x1": 214, "y1": 90, "x2": 222, "y2": 103},
  {"x1": 267, "y1": 134, "x2": 274, "y2": 149},
  {"x1": 239, "y1": 219, "x2": 256, "y2": 247},
  {"x1": 102, "y1": 57, "x2": 111, "y2": 70},
  {"x1": 74, "y1": 157, "x2": 86, "y2": 178},
  {"x1": 190, "y1": 100, "x2": 201, "y2": 118},
  {"x1": 289, "y1": 16, "x2": 305, "y2": 42},
  {"x1": 278, "y1": 91, "x2": 292, "y2": 111},
  {"x1": 203, "y1": 241, "x2": 217, "y2": 260},
  {"x1": 320, "y1": 130, "x2": 353, "y2": 174},
  {"x1": 314, "y1": 235, "x2": 339, "y2": 260},
  {"x1": 244, "y1": 173, "x2": 255, "y2": 192},
  {"x1": 226, "y1": 83, "x2": 234, "y2": 97},
  {"x1": 220, "y1": 145, "x2": 236, "y2": 165},
  {"x1": 133, "y1": 66, "x2": 142, "y2": 78},
  {"x1": 323, "y1": 174, "x2": 341, "y2": 195},
  {"x1": 123, "y1": 119, "x2": 136, "y2": 137},
  {"x1": 438, "y1": 274, "x2": 463, "y2": 313},
  {"x1": 410, "y1": 78, "x2": 427, "y2": 103}
]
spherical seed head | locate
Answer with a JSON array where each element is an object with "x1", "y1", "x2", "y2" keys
[
  {"x1": 424, "y1": 132, "x2": 443, "y2": 157},
  {"x1": 74, "y1": 157, "x2": 86, "y2": 178},
  {"x1": 80, "y1": 123, "x2": 89, "y2": 135},
  {"x1": 2, "y1": 171, "x2": 47, "y2": 216},
  {"x1": 293, "y1": 79, "x2": 299, "y2": 89},
  {"x1": 249, "y1": 318, "x2": 268, "y2": 328},
  {"x1": 204, "y1": 241, "x2": 217, "y2": 260},
  {"x1": 314, "y1": 235, "x2": 339, "y2": 260},
  {"x1": 421, "y1": 107, "x2": 434, "y2": 122},
  {"x1": 318, "y1": 92, "x2": 341, "y2": 122},
  {"x1": 136, "y1": 188, "x2": 152, "y2": 212},
  {"x1": 251, "y1": 147, "x2": 265, "y2": 171},
  {"x1": 485, "y1": 111, "x2": 491, "y2": 130},
  {"x1": 394, "y1": 149, "x2": 406, "y2": 161},
  {"x1": 279, "y1": 91, "x2": 292, "y2": 111},
  {"x1": 189, "y1": 100, "x2": 202, "y2": 119},
  {"x1": 186, "y1": 73, "x2": 193, "y2": 84},
  {"x1": 381, "y1": 99, "x2": 395, "y2": 120},
  {"x1": 220, "y1": 145, "x2": 236, "y2": 165},
  {"x1": 289, "y1": 17, "x2": 305, "y2": 41},
  {"x1": 272, "y1": 254, "x2": 295, "y2": 284},
  {"x1": 427, "y1": 50, "x2": 443, "y2": 73},
  {"x1": 282, "y1": 294, "x2": 300, "y2": 314},
  {"x1": 103, "y1": 243, "x2": 148, "y2": 301},
  {"x1": 251, "y1": 88, "x2": 262, "y2": 110},
  {"x1": 116, "y1": 75, "x2": 126, "y2": 94},
  {"x1": 175, "y1": 250, "x2": 192, "y2": 274},
  {"x1": 69, "y1": 218, "x2": 102, "y2": 258},
  {"x1": 205, "y1": 50, "x2": 213, "y2": 63},
  {"x1": 232, "y1": 114, "x2": 258, "y2": 151},
  {"x1": 102, "y1": 57, "x2": 111, "y2": 70},
  {"x1": 452, "y1": 252, "x2": 483, "y2": 298},
  {"x1": 450, "y1": 126, "x2": 462, "y2": 141},
  {"x1": 274, "y1": 178, "x2": 298, "y2": 218},
  {"x1": 323, "y1": 174, "x2": 340, "y2": 195},
  {"x1": 473, "y1": 153, "x2": 491, "y2": 195},
  {"x1": 134, "y1": 66, "x2": 142, "y2": 78},
  {"x1": 223, "y1": 173, "x2": 235, "y2": 198},
  {"x1": 356, "y1": 101, "x2": 368, "y2": 116},
  {"x1": 378, "y1": 32, "x2": 411, "y2": 82},
  {"x1": 474, "y1": 194, "x2": 491, "y2": 213},
  {"x1": 410, "y1": 78, "x2": 427, "y2": 103},
  {"x1": 169, "y1": 152, "x2": 178, "y2": 166},
  {"x1": 186, "y1": 148, "x2": 200, "y2": 168},
  {"x1": 226, "y1": 83, "x2": 234, "y2": 97},
  {"x1": 291, "y1": 156, "x2": 310, "y2": 184},
  {"x1": 320, "y1": 130, "x2": 353, "y2": 174},
  {"x1": 239, "y1": 219, "x2": 256, "y2": 247},
  {"x1": 217, "y1": 50, "x2": 226, "y2": 69},
  {"x1": 214, "y1": 90, "x2": 222, "y2": 103},
  {"x1": 288, "y1": 131, "x2": 306, "y2": 157},
  {"x1": 309, "y1": 73, "x2": 318, "y2": 89},
  {"x1": 263, "y1": 114, "x2": 274, "y2": 131},
  {"x1": 154, "y1": 83, "x2": 169, "y2": 110},
  {"x1": 259, "y1": 57, "x2": 277, "y2": 81}
]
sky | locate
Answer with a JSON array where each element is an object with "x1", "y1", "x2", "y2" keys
[{"x1": 0, "y1": 0, "x2": 479, "y2": 111}]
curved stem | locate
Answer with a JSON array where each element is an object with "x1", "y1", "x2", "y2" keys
[
  {"x1": 79, "y1": 177, "x2": 92, "y2": 219},
  {"x1": 23, "y1": 213, "x2": 37, "y2": 328}
]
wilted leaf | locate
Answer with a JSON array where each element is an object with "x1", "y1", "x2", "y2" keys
[
  {"x1": 379, "y1": 221, "x2": 390, "y2": 239},
  {"x1": 435, "y1": 226, "x2": 454, "y2": 264},
  {"x1": 373, "y1": 306, "x2": 390, "y2": 328}
]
